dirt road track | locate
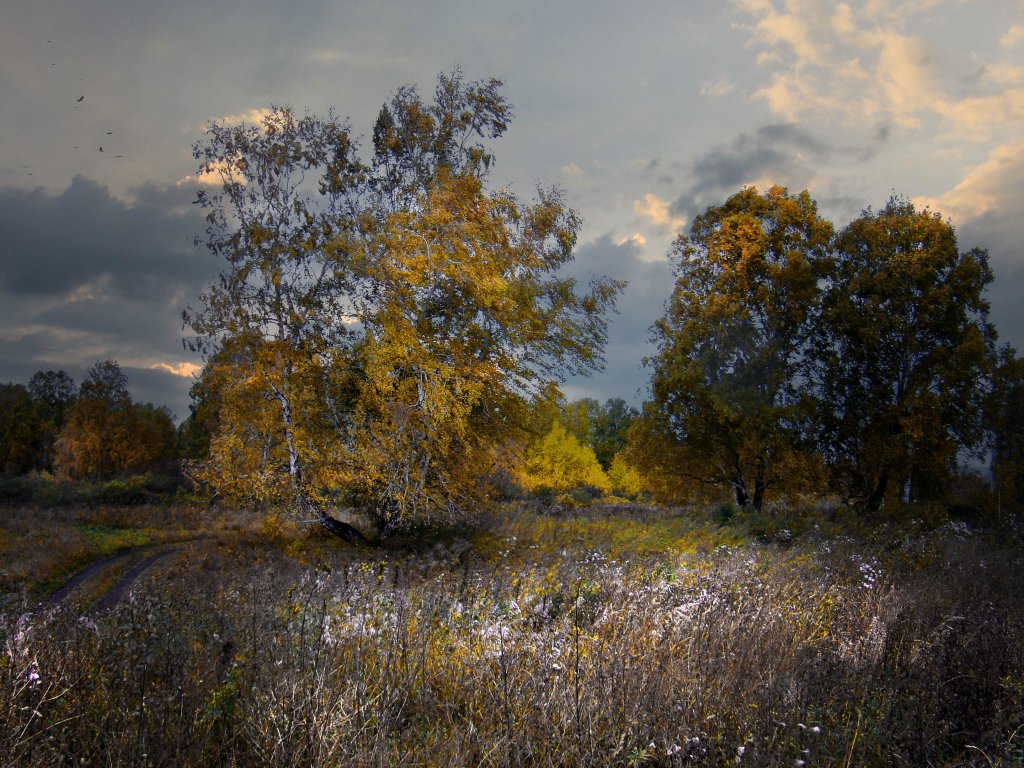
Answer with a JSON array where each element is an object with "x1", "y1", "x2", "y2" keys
[{"x1": 39, "y1": 543, "x2": 185, "y2": 614}]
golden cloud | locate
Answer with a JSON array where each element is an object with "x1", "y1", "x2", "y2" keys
[{"x1": 150, "y1": 362, "x2": 202, "y2": 378}]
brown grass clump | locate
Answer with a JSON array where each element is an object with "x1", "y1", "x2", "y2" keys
[{"x1": 1, "y1": 503, "x2": 1022, "y2": 766}]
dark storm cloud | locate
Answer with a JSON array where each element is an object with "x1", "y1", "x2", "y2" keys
[
  {"x1": 0, "y1": 176, "x2": 210, "y2": 299},
  {"x1": 562, "y1": 235, "x2": 674, "y2": 404},
  {"x1": 0, "y1": 353, "x2": 193, "y2": 422},
  {"x1": 123, "y1": 366, "x2": 196, "y2": 419},
  {"x1": 670, "y1": 123, "x2": 832, "y2": 223},
  {"x1": 0, "y1": 176, "x2": 214, "y2": 418},
  {"x1": 959, "y1": 211, "x2": 1024, "y2": 353}
]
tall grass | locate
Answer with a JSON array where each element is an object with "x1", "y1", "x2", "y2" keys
[{"x1": 1, "y1": 505, "x2": 1022, "y2": 766}]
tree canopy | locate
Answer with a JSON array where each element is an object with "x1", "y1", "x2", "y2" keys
[
  {"x1": 187, "y1": 70, "x2": 622, "y2": 532},
  {"x1": 645, "y1": 186, "x2": 832, "y2": 510},
  {"x1": 813, "y1": 198, "x2": 997, "y2": 511},
  {"x1": 639, "y1": 188, "x2": 997, "y2": 513}
]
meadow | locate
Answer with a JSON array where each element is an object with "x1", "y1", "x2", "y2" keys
[{"x1": 1, "y1": 500, "x2": 1022, "y2": 767}]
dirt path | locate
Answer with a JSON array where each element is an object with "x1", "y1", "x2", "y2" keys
[
  {"x1": 91, "y1": 549, "x2": 177, "y2": 613},
  {"x1": 40, "y1": 542, "x2": 186, "y2": 613}
]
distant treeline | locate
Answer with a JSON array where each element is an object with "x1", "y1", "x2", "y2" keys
[{"x1": 0, "y1": 361, "x2": 180, "y2": 481}]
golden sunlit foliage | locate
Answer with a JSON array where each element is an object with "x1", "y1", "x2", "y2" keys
[
  {"x1": 518, "y1": 422, "x2": 611, "y2": 495},
  {"x1": 187, "y1": 71, "x2": 622, "y2": 533},
  {"x1": 606, "y1": 453, "x2": 646, "y2": 498}
]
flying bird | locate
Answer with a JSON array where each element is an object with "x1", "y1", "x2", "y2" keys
[
  {"x1": 76, "y1": 95, "x2": 84, "y2": 102},
  {"x1": 98, "y1": 146, "x2": 104, "y2": 152},
  {"x1": 106, "y1": 131, "x2": 113, "y2": 135}
]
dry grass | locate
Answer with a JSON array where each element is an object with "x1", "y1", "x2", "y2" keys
[{"x1": 1, "y1": 502, "x2": 1022, "y2": 766}]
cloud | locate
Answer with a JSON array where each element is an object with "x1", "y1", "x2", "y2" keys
[
  {"x1": 0, "y1": 176, "x2": 209, "y2": 299},
  {"x1": 150, "y1": 362, "x2": 202, "y2": 378},
  {"x1": 633, "y1": 193, "x2": 686, "y2": 234},
  {"x1": 0, "y1": 176, "x2": 213, "y2": 418},
  {"x1": 737, "y1": 0, "x2": 1024, "y2": 139},
  {"x1": 617, "y1": 232, "x2": 647, "y2": 247},
  {"x1": 213, "y1": 107, "x2": 273, "y2": 128},
  {"x1": 562, "y1": 235, "x2": 675, "y2": 403},
  {"x1": 561, "y1": 162, "x2": 584, "y2": 178},
  {"x1": 913, "y1": 140, "x2": 1024, "y2": 350},
  {"x1": 1002, "y1": 25, "x2": 1024, "y2": 49},
  {"x1": 671, "y1": 123, "x2": 836, "y2": 222},
  {"x1": 700, "y1": 78, "x2": 736, "y2": 98},
  {"x1": 914, "y1": 140, "x2": 1024, "y2": 225}
]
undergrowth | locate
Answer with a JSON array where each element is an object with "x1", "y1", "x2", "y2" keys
[{"x1": 0, "y1": 502, "x2": 1021, "y2": 766}]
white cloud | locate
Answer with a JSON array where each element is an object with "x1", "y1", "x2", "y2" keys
[
  {"x1": 914, "y1": 140, "x2": 1024, "y2": 223},
  {"x1": 150, "y1": 362, "x2": 202, "y2": 378},
  {"x1": 738, "y1": 0, "x2": 1024, "y2": 139},
  {"x1": 617, "y1": 232, "x2": 647, "y2": 247},
  {"x1": 938, "y1": 89, "x2": 1024, "y2": 140},
  {"x1": 633, "y1": 193, "x2": 686, "y2": 234},
  {"x1": 986, "y1": 63, "x2": 1024, "y2": 85},
  {"x1": 177, "y1": 156, "x2": 247, "y2": 188},
  {"x1": 561, "y1": 162, "x2": 584, "y2": 178}
]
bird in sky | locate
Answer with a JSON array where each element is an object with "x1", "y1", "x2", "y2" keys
[
  {"x1": 106, "y1": 131, "x2": 113, "y2": 135},
  {"x1": 76, "y1": 95, "x2": 84, "y2": 102},
  {"x1": 99, "y1": 147, "x2": 104, "y2": 152}
]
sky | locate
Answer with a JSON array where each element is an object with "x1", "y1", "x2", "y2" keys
[{"x1": 2, "y1": 0, "x2": 1022, "y2": 420}]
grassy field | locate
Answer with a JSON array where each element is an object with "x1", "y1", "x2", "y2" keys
[{"x1": 1, "y1": 501, "x2": 1022, "y2": 766}]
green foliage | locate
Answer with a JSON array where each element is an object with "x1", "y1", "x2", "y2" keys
[
  {"x1": 646, "y1": 186, "x2": 832, "y2": 510},
  {"x1": 592, "y1": 397, "x2": 638, "y2": 469},
  {"x1": 0, "y1": 384, "x2": 41, "y2": 476},
  {"x1": 28, "y1": 370, "x2": 76, "y2": 471},
  {"x1": 813, "y1": 197, "x2": 997, "y2": 512},
  {"x1": 0, "y1": 472, "x2": 182, "y2": 507},
  {"x1": 991, "y1": 346, "x2": 1024, "y2": 514},
  {"x1": 637, "y1": 187, "x2": 998, "y2": 519}
]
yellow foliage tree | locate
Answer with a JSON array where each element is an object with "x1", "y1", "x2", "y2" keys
[
  {"x1": 607, "y1": 453, "x2": 646, "y2": 498},
  {"x1": 519, "y1": 422, "x2": 611, "y2": 496},
  {"x1": 54, "y1": 361, "x2": 175, "y2": 479},
  {"x1": 188, "y1": 71, "x2": 622, "y2": 535}
]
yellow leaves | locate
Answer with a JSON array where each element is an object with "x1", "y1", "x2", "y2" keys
[
  {"x1": 607, "y1": 454, "x2": 647, "y2": 498},
  {"x1": 519, "y1": 423, "x2": 611, "y2": 496}
]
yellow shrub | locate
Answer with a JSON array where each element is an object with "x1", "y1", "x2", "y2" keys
[
  {"x1": 519, "y1": 422, "x2": 611, "y2": 495},
  {"x1": 607, "y1": 453, "x2": 646, "y2": 498}
]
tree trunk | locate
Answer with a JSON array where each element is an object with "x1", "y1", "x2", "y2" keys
[
  {"x1": 315, "y1": 510, "x2": 369, "y2": 544},
  {"x1": 732, "y1": 477, "x2": 749, "y2": 508},
  {"x1": 866, "y1": 469, "x2": 889, "y2": 514},
  {"x1": 752, "y1": 464, "x2": 766, "y2": 512}
]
